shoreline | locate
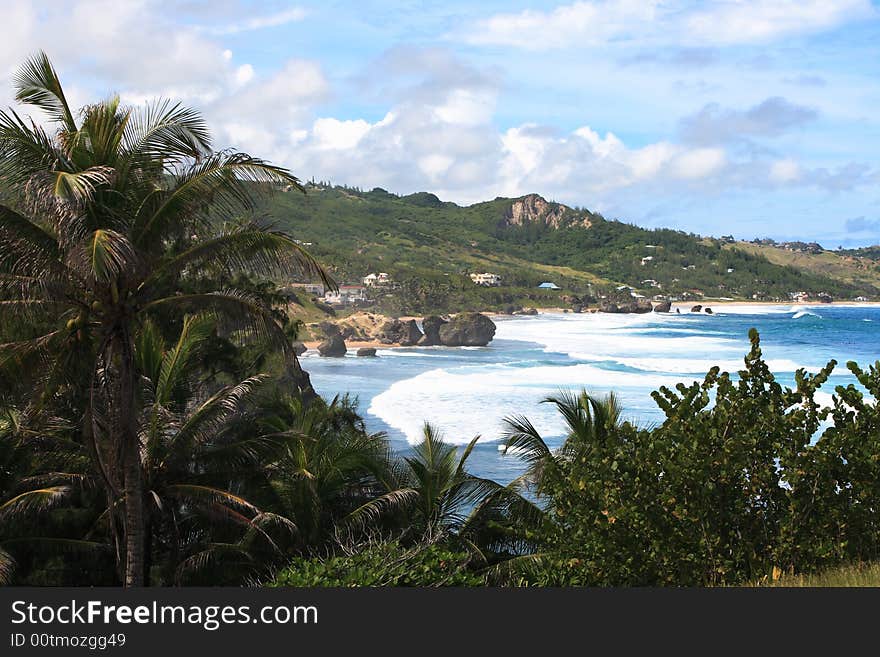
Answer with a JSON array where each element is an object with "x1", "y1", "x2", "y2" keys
[{"x1": 300, "y1": 301, "x2": 880, "y2": 353}]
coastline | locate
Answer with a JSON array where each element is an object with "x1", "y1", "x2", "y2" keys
[{"x1": 299, "y1": 300, "x2": 880, "y2": 353}]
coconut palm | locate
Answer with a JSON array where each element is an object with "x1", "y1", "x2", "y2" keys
[
  {"x1": 254, "y1": 394, "x2": 393, "y2": 550},
  {"x1": 348, "y1": 424, "x2": 504, "y2": 542},
  {"x1": 135, "y1": 315, "x2": 296, "y2": 585},
  {"x1": 0, "y1": 52, "x2": 331, "y2": 585},
  {"x1": 502, "y1": 389, "x2": 625, "y2": 502},
  {"x1": 0, "y1": 406, "x2": 111, "y2": 585}
]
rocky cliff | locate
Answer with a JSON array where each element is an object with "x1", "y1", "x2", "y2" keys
[{"x1": 502, "y1": 194, "x2": 592, "y2": 230}]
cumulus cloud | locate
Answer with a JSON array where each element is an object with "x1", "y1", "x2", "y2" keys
[{"x1": 679, "y1": 97, "x2": 819, "y2": 145}]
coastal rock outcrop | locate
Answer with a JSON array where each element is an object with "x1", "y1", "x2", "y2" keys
[
  {"x1": 378, "y1": 319, "x2": 423, "y2": 346},
  {"x1": 419, "y1": 315, "x2": 448, "y2": 346},
  {"x1": 598, "y1": 300, "x2": 652, "y2": 314},
  {"x1": 293, "y1": 342, "x2": 308, "y2": 356},
  {"x1": 438, "y1": 312, "x2": 496, "y2": 346},
  {"x1": 356, "y1": 347, "x2": 377, "y2": 357},
  {"x1": 515, "y1": 307, "x2": 538, "y2": 316},
  {"x1": 690, "y1": 305, "x2": 703, "y2": 313},
  {"x1": 704, "y1": 307, "x2": 713, "y2": 314},
  {"x1": 318, "y1": 334, "x2": 346, "y2": 357},
  {"x1": 653, "y1": 300, "x2": 671, "y2": 313}
]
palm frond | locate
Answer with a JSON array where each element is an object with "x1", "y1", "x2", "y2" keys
[
  {"x1": 155, "y1": 314, "x2": 214, "y2": 404},
  {"x1": 122, "y1": 99, "x2": 211, "y2": 165},
  {"x1": 68, "y1": 228, "x2": 138, "y2": 283},
  {"x1": 13, "y1": 51, "x2": 77, "y2": 131},
  {"x1": 0, "y1": 546, "x2": 16, "y2": 585},
  {"x1": 0, "y1": 109, "x2": 63, "y2": 185},
  {"x1": 143, "y1": 290, "x2": 290, "y2": 353},
  {"x1": 145, "y1": 225, "x2": 334, "y2": 291},
  {"x1": 342, "y1": 488, "x2": 420, "y2": 529},
  {"x1": 131, "y1": 150, "x2": 302, "y2": 247},
  {"x1": 0, "y1": 486, "x2": 70, "y2": 521}
]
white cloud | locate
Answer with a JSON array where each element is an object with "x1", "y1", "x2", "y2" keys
[
  {"x1": 685, "y1": 0, "x2": 874, "y2": 46},
  {"x1": 769, "y1": 158, "x2": 802, "y2": 183},
  {"x1": 669, "y1": 147, "x2": 726, "y2": 179},
  {"x1": 202, "y1": 7, "x2": 307, "y2": 36},
  {"x1": 466, "y1": 0, "x2": 659, "y2": 50},
  {"x1": 464, "y1": 0, "x2": 876, "y2": 49},
  {"x1": 312, "y1": 118, "x2": 374, "y2": 150}
]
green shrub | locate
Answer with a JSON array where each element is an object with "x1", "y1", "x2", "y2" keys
[{"x1": 269, "y1": 540, "x2": 486, "y2": 587}]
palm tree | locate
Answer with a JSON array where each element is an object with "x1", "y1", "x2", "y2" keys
[
  {"x1": 0, "y1": 52, "x2": 331, "y2": 585},
  {"x1": 502, "y1": 389, "x2": 625, "y2": 502},
  {"x1": 487, "y1": 389, "x2": 628, "y2": 580},
  {"x1": 349, "y1": 424, "x2": 502, "y2": 541},
  {"x1": 255, "y1": 394, "x2": 393, "y2": 550},
  {"x1": 0, "y1": 406, "x2": 111, "y2": 585},
  {"x1": 135, "y1": 315, "x2": 296, "y2": 585}
]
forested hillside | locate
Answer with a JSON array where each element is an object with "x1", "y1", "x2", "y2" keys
[{"x1": 263, "y1": 183, "x2": 879, "y2": 311}]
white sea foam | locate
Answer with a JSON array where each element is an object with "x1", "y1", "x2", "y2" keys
[
  {"x1": 363, "y1": 309, "x2": 879, "y2": 446},
  {"x1": 368, "y1": 362, "x2": 691, "y2": 445}
]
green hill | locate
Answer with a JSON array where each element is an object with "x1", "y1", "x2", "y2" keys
[{"x1": 263, "y1": 183, "x2": 880, "y2": 314}]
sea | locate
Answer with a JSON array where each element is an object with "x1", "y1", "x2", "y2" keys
[{"x1": 300, "y1": 304, "x2": 880, "y2": 484}]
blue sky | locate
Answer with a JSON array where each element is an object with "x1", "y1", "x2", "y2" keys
[{"x1": 2, "y1": 0, "x2": 879, "y2": 245}]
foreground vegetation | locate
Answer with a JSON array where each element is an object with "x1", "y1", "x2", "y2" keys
[
  {"x1": 2, "y1": 54, "x2": 880, "y2": 588},
  {"x1": 751, "y1": 562, "x2": 880, "y2": 587}
]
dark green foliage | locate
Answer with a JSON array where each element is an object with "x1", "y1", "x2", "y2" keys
[
  {"x1": 498, "y1": 331, "x2": 880, "y2": 586},
  {"x1": 269, "y1": 539, "x2": 486, "y2": 587}
]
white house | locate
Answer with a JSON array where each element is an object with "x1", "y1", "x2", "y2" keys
[
  {"x1": 362, "y1": 272, "x2": 392, "y2": 287},
  {"x1": 470, "y1": 272, "x2": 502, "y2": 287},
  {"x1": 289, "y1": 282, "x2": 325, "y2": 296},
  {"x1": 641, "y1": 256, "x2": 654, "y2": 265},
  {"x1": 323, "y1": 285, "x2": 367, "y2": 306},
  {"x1": 538, "y1": 282, "x2": 560, "y2": 290}
]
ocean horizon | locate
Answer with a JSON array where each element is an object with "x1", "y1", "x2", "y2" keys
[{"x1": 302, "y1": 303, "x2": 880, "y2": 484}]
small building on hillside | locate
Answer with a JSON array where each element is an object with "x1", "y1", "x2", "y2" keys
[
  {"x1": 538, "y1": 282, "x2": 560, "y2": 290},
  {"x1": 362, "y1": 272, "x2": 392, "y2": 287},
  {"x1": 641, "y1": 256, "x2": 654, "y2": 265},
  {"x1": 323, "y1": 285, "x2": 367, "y2": 306},
  {"x1": 288, "y1": 282, "x2": 326, "y2": 297},
  {"x1": 470, "y1": 272, "x2": 502, "y2": 287}
]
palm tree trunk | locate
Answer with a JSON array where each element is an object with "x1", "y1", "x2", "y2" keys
[{"x1": 114, "y1": 330, "x2": 145, "y2": 587}]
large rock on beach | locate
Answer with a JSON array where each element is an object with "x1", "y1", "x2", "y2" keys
[
  {"x1": 356, "y1": 347, "x2": 377, "y2": 357},
  {"x1": 598, "y1": 300, "x2": 652, "y2": 314},
  {"x1": 419, "y1": 315, "x2": 448, "y2": 346},
  {"x1": 653, "y1": 300, "x2": 672, "y2": 313},
  {"x1": 317, "y1": 334, "x2": 347, "y2": 357},
  {"x1": 438, "y1": 312, "x2": 496, "y2": 346},
  {"x1": 690, "y1": 305, "x2": 703, "y2": 313},
  {"x1": 378, "y1": 319, "x2": 423, "y2": 346}
]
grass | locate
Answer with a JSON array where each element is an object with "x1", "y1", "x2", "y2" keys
[
  {"x1": 750, "y1": 562, "x2": 880, "y2": 587},
  {"x1": 730, "y1": 242, "x2": 880, "y2": 293}
]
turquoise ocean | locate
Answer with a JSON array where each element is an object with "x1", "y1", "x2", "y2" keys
[{"x1": 301, "y1": 304, "x2": 880, "y2": 484}]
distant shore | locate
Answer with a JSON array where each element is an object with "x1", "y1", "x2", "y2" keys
[{"x1": 299, "y1": 301, "x2": 880, "y2": 354}]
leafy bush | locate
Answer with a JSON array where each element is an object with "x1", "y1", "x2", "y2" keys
[
  {"x1": 269, "y1": 540, "x2": 486, "y2": 587},
  {"x1": 499, "y1": 330, "x2": 880, "y2": 586}
]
